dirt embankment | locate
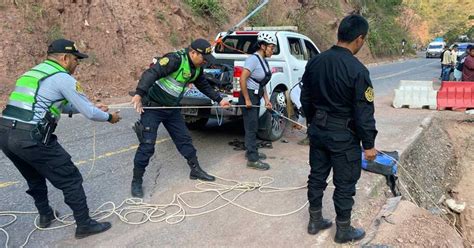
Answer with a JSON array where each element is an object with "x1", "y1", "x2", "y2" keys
[
  {"x1": 0, "y1": 0, "x2": 248, "y2": 104},
  {"x1": 0, "y1": 0, "x2": 377, "y2": 106},
  {"x1": 387, "y1": 115, "x2": 474, "y2": 246}
]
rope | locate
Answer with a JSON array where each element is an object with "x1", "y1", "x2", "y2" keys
[
  {"x1": 107, "y1": 104, "x2": 256, "y2": 110},
  {"x1": 1, "y1": 175, "x2": 317, "y2": 247},
  {"x1": 0, "y1": 107, "x2": 313, "y2": 247},
  {"x1": 213, "y1": 38, "x2": 248, "y2": 55}
]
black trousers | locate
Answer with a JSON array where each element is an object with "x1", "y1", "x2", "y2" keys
[
  {"x1": 239, "y1": 92, "x2": 262, "y2": 162},
  {"x1": 307, "y1": 125, "x2": 361, "y2": 221},
  {"x1": 133, "y1": 109, "x2": 197, "y2": 170},
  {"x1": 0, "y1": 125, "x2": 90, "y2": 225}
]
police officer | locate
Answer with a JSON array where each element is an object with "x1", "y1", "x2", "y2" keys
[
  {"x1": 301, "y1": 15, "x2": 378, "y2": 244},
  {"x1": 130, "y1": 38, "x2": 231, "y2": 198},
  {"x1": 0, "y1": 39, "x2": 121, "y2": 239}
]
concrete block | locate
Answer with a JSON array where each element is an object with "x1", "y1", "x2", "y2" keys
[{"x1": 392, "y1": 80, "x2": 437, "y2": 109}]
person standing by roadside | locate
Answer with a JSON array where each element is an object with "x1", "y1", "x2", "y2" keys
[
  {"x1": 440, "y1": 45, "x2": 449, "y2": 78},
  {"x1": 462, "y1": 45, "x2": 474, "y2": 81},
  {"x1": 0, "y1": 39, "x2": 120, "y2": 239},
  {"x1": 239, "y1": 32, "x2": 277, "y2": 170},
  {"x1": 441, "y1": 45, "x2": 455, "y2": 81},
  {"x1": 301, "y1": 14, "x2": 378, "y2": 244}
]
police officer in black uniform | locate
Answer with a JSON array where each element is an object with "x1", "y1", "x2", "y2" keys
[
  {"x1": 129, "y1": 39, "x2": 230, "y2": 198},
  {"x1": 301, "y1": 15, "x2": 378, "y2": 244}
]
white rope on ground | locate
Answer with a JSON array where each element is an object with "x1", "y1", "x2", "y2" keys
[
  {"x1": 1, "y1": 175, "x2": 318, "y2": 248},
  {"x1": 0, "y1": 104, "x2": 307, "y2": 247}
]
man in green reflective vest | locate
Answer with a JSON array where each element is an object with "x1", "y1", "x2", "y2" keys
[
  {"x1": 0, "y1": 39, "x2": 120, "y2": 239},
  {"x1": 130, "y1": 38, "x2": 230, "y2": 198}
]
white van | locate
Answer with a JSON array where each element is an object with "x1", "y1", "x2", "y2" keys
[{"x1": 426, "y1": 41, "x2": 446, "y2": 58}]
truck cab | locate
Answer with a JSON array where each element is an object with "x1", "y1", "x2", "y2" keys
[{"x1": 181, "y1": 27, "x2": 320, "y2": 141}]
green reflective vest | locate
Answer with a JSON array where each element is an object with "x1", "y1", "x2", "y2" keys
[
  {"x1": 148, "y1": 50, "x2": 201, "y2": 106},
  {"x1": 2, "y1": 60, "x2": 68, "y2": 122}
]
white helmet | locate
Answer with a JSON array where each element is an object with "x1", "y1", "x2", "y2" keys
[{"x1": 257, "y1": 32, "x2": 277, "y2": 46}]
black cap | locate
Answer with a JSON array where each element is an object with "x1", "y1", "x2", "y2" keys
[
  {"x1": 47, "y1": 39, "x2": 88, "y2": 59},
  {"x1": 190, "y1": 38, "x2": 215, "y2": 63},
  {"x1": 467, "y1": 44, "x2": 473, "y2": 50}
]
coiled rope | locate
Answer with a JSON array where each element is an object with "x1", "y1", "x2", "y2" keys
[{"x1": 0, "y1": 104, "x2": 310, "y2": 248}]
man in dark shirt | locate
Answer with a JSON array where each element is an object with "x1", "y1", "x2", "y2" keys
[
  {"x1": 129, "y1": 39, "x2": 230, "y2": 198},
  {"x1": 301, "y1": 14, "x2": 378, "y2": 244}
]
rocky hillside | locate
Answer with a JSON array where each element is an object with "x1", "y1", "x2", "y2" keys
[{"x1": 0, "y1": 0, "x2": 414, "y2": 105}]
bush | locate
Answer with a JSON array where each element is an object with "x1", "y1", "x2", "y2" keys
[
  {"x1": 185, "y1": 0, "x2": 228, "y2": 24},
  {"x1": 351, "y1": 0, "x2": 413, "y2": 57}
]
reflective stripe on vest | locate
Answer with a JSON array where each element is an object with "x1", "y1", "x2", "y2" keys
[
  {"x1": 155, "y1": 50, "x2": 201, "y2": 98},
  {"x1": 3, "y1": 60, "x2": 67, "y2": 121}
]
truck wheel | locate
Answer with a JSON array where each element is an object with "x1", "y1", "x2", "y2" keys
[
  {"x1": 257, "y1": 90, "x2": 288, "y2": 141},
  {"x1": 185, "y1": 117, "x2": 209, "y2": 130}
]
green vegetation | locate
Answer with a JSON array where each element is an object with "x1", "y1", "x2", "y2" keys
[
  {"x1": 169, "y1": 31, "x2": 180, "y2": 47},
  {"x1": 246, "y1": 0, "x2": 268, "y2": 26},
  {"x1": 30, "y1": 3, "x2": 44, "y2": 18},
  {"x1": 313, "y1": 0, "x2": 341, "y2": 12},
  {"x1": 404, "y1": 0, "x2": 473, "y2": 44},
  {"x1": 47, "y1": 24, "x2": 63, "y2": 43},
  {"x1": 155, "y1": 10, "x2": 165, "y2": 21},
  {"x1": 350, "y1": 0, "x2": 414, "y2": 57},
  {"x1": 184, "y1": 0, "x2": 228, "y2": 24}
]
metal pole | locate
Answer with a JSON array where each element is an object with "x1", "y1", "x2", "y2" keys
[{"x1": 228, "y1": 0, "x2": 269, "y2": 33}]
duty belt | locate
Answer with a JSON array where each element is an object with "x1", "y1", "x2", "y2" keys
[
  {"x1": 145, "y1": 100, "x2": 163, "y2": 107},
  {"x1": 326, "y1": 115, "x2": 355, "y2": 131},
  {"x1": 0, "y1": 118, "x2": 37, "y2": 131}
]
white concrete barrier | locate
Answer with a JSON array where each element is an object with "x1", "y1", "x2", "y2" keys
[{"x1": 392, "y1": 80, "x2": 437, "y2": 109}]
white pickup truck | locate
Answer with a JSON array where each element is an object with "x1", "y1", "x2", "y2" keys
[{"x1": 181, "y1": 27, "x2": 321, "y2": 141}]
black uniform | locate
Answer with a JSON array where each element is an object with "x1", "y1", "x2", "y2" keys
[
  {"x1": 133, "y1": 50, "x2": 222, "y2": 170},
  {"x1": 301, "y1": 45, "x2": 377, "y2": 221}
]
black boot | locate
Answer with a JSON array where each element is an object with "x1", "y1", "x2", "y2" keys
[
  {"x1": 307, "y1": 208, "x2": 332, "y2": 235},
  {"x1": 38, "y1": 210, "x2": 59, "y2": 228},
  {"x1": 131, "y1": 167, "x2": 145, "y2": 198},
  {"x1": 334, "y1": 219, "x2": 365, "y2": 244},
  {"x1": 187, "y1": 157, "x2": 215, "y2": 181},
  {"x1": 75, "y1": 219, "x2": 112, "y2": 239}
]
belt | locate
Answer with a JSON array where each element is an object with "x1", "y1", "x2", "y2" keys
[
  {"x1": 326, "y1": 115, "x2": 353, "y2": 130},
  {"x1": 146, "y1": 100, "x2": 163, "y2": 107},
  {"x1": 0, "y1": 118, "x2": 37, "y2": 131}
]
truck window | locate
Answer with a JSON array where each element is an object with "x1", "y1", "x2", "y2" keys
[
  {"x1": 303, "y1": 40, "x2": 319, "y2": 60},
  {"x1": 428, "y1": 45, "x2": 442, "y2": 49},
  {"x1": 288, "y1": 37, "x2": 304, "y2": 60},
  {"x1": 215, "y1": 35, "x2": 280, "y2": 55}
]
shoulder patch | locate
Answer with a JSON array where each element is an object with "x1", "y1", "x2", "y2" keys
[
  {"x1": 365, "y1": 87, "x2": 374, "y2": 102},
  {"x1": 76, "y1": 81, "x2": 84, "y2": 93},
  {"x1": 159, "y1": 57, "x2": 169, "y2": 66}
]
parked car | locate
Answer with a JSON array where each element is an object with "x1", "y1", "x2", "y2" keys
[
  {"x1": 455, "y1": 42, "x2": 474, "y2": 60},
  {"x1": 180, "y1": 27, "x2": 320, "y2": 141}
]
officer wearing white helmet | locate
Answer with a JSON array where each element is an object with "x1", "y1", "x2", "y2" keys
[{"x1": 238, "y1": 32, "x2": 277, "y2": 170}]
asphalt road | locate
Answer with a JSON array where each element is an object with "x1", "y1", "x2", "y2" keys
[{"x1": 0, "y1": 53, "x2": 442, "y2": 247}]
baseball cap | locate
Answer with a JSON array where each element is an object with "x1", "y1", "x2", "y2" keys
[
  {"x1": 190, "y1": 38, "x2": 215, "y2": 63},
  {"x1": 47, "y1": 39, "x2": 88, "y2": 59}
]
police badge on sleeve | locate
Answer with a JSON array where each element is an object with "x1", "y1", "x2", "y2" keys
[{"x1": 365, "y1": 87, "x2": 374, "y2": 102}]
